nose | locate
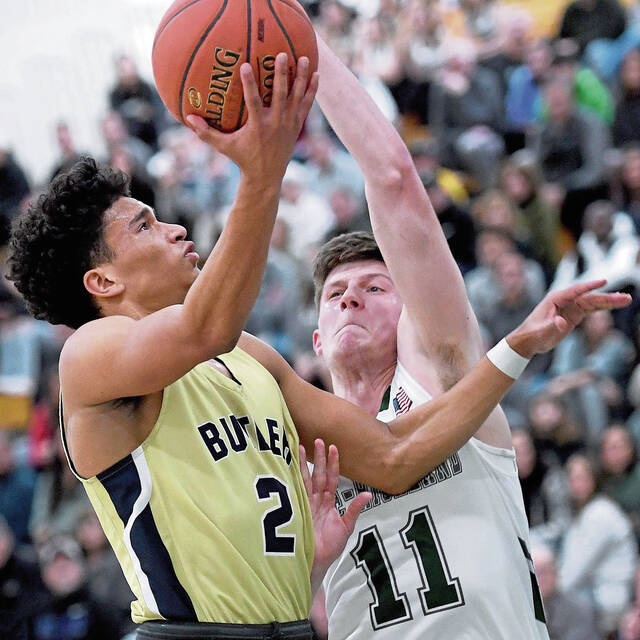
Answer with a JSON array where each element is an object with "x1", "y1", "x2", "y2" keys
[
  {"x1": 340, "y1": 286, "x2": 362, "y2": 310},
  {"x1": 166, "y1": 222, "x2": 187, "y2": 242}
]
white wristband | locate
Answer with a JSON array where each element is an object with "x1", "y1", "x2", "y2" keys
[{"x1": 486, "y1": 338, "x2": 530, "y2": 379}]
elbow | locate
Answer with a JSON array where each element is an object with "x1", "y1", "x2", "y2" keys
[
  {"x1": 375, "y1": 445, "x2": 426, "y2": 495},
  {"x1": 370, "y1": 145, "x2": 416, "y2": 193}
]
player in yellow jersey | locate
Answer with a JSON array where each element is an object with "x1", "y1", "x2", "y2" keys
[{"x1": 7, "y1": 53, "x2": 631, "y2": 640}]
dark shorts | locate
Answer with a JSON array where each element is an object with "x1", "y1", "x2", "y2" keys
[{"x1": 136, "y1": 620, "x2": 313, "y2": 640}]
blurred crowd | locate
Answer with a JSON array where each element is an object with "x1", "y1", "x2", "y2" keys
[{"x1": 3, "y1": 0, "x2": 640, "y2": 638}]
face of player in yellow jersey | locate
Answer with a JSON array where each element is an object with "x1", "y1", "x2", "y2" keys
[
  {"x1": 313, "y1": 260, "x2": 403, "y2": 371},
  {"x1": 86, "y1": 197, "x2": 200, "y2": 316}
]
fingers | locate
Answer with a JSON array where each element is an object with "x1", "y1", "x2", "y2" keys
[
  {"x1": 551, "y1": 279, "x2": 607, "y2": 307},
  {"x1": 270, "y1": 52, "x2": 289, "y2": 113},
  {"x1": 576, "y1": 291, "x2": 632, "y2": 312},
  {"x1": 287, "y1": 56, "x2": 310, "y2": 114},
  {"x1": 296, "y1": 71, "x2": 319, "y2": 125},
  {"x1": 312, "y1": 439, "x2": 326, "y2": 497},
  {"x1": 186, "y1": 114, "x2": 226, "y2": 147},
  {"x1": 240, "y1": 62, "x2": 263, "y2": 119},
  {"x1": 299, "y1": 445, "x2": 312, "y2": 497},
  {"x1": 342, "y1": 491, "x2": 372, "y2": 536},
  {"x1": 325, "y1": 444, "x2": 340, "y2": 498}
]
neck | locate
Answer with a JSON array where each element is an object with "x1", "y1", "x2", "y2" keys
[{"x1": 329, "y1": 357, "x2": 397, "y2": 416}]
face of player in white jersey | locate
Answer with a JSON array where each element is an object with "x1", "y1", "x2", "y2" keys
[{"x1": 313, "y1": 259, "x2": 402, "y2": 372}]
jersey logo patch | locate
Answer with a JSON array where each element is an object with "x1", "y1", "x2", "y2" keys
[{"x1": 392, "y1": 387, "x2": 413, "y2": 415}]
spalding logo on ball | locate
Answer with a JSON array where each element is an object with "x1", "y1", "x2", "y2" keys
[{"x1": 152, "y1": 0, "x2": 318, "y2": 132}]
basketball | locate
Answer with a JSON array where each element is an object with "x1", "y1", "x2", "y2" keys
[{"x1": 151, "y1": 0, "x2": 318, "y2": 132}]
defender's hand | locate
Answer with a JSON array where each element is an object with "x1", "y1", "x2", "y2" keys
[
  {"x1": 300, "y1": 440, "x2": 371, "y2": 576},
  {"x1": 187, "y1": 53, "x2": 318, "y2": 183},
  {"x1": 507, "y1": 280, "x2": 632, "y2": 358}
]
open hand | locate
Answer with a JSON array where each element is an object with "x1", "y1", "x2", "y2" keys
[
  {"x1": 187, "y1": 53, "x2": 318, "y2": 182},
  {"x1": 300, "y1": 440, "x2": 371, "y2": 577},
  {"x1": 509, "y1": 280, "x2": 632, "y2": 358}
]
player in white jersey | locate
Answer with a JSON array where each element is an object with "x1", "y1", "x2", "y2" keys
[{"x1": 308, "y1": 37, "x2": 608, "y2": 639}]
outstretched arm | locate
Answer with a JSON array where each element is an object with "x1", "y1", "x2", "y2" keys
[
  {"x1": 241, "y1": 282, "x2": 631, "y2": 494},
  {"x1": 315, "y1": 37, "x2": 482, "y2": 372}
]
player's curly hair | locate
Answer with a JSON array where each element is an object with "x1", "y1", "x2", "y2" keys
[
  {"x1": 7, "y1": 157, "x2": 130, "y2": 328},
  {"x1": 312, "y1": 231, "x2": 384, "y2": 310}
]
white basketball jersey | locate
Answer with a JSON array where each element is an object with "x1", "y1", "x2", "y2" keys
[{"x1": 324, "y1": 361, "x2": 550, "y2": 640}]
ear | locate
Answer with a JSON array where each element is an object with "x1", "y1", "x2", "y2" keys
[
  {"x1": 83, "y1": 267, "x2": 124, "y2": 299},
  {"x1": 312, "y1": 329, "x2": 323, "y2": 357}
]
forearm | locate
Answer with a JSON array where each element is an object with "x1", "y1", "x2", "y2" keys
[
  {"x1": 316, "y1": 36, "x2": 411, "y2": 186},
  {"x1": 385, "y1": 357, "x2": 514, "y2": 492},
  {"x1": 182, "y1": 174, "x2": 281, "y2": 350}
]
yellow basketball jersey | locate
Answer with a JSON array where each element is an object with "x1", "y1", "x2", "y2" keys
[{"x1": 63, "y1": 347, "x2": 314, "y2": 624}]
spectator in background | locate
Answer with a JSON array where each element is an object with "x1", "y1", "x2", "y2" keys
[
  {"x1": 30, "y1": 536, "x2": 121, "y2": 640},
  {"x1": 505, "y1": 39, "x2": 553, "y2": 152},
  {"x1": 616, "y1": 144, "x2": 640, "y2": 227},
  {"x1": 29, "y1": 436, "x2": 90, "y2": 544},
  {"x1": 532, "y1": 544, "x2": 600, "y2": 640},
  {"x1": 0, "y1": 430, "x2": 36, "y2": 544},
  {"x1": 551, "y1": 200, "x2": 639, "y2": 292},
  {"x1": 389, "y1": 0, "x2": 446, "y2": 123},
  {"x1": 27, "y1": 366, "x2": 59, "y2": 471},
  {"x1": 420, "y1": 170, "x2": 476, "y2": 274},
  {"x1": 465, "y1": 226, "x2": 546, "y2": 323},
  {"x1": 100, "y1": 111, "x2": 152, "y2": 169},
  {"x1": 500, "y1": 150, "x2": 561, "y2": 279},
  {"x1": 429, "y1": 38, "x2": 505, "y2": 190},
  {"x1": 74, "y1": 510, "x2": 135, "y2": 637},
  {"x1": 0, "y1": 515, "x2": 45, "y2": 640},
  {"x1": 408, "y1": 138, "x2": 469, "y2": 204},
  {"x1": 108, "y1": 144, "x2": 155, "y2": 208},
  {"x1": 479, "y1": 8, "x2": 531, "y2": 107},
  {"x1": 470, "y1": 187, "x2": 528, "y2": 248},
  {"x1": 559, "y1": 454, "x2": 638, "y2": 636},
  {"x1": 548, "y1": 309, "x2": 635, "y2": 444},
  {"x1": 558, "y1": 0, "x2": 627, "y2": 55},
  {"x1": 0, "y1": 149, "x2": 30, "y2": 246},
  {"x1": 314, "y1": 0, "x2": 356, "y2": 66},
  {"x1": 276, "y1": 160, "x2": 335, "y2": 261},
  {"x1": 109, "y1": 54, "x2": 163, "y2": 150},
  {"x1": 304, "y1": 130, "x2": 365, "y2": 201},
  {"x1": 551, "y1": 38, "x2": 615, "y2": 125},
  {"x1": 49, "y1": 121, "x2": 83, "y2": 182},
  {"x1": 245, "y1": 221, "x2": 304, "y2": 362},
  {"x1": 326, "y1": 187, "x2": 371, "y2": 238},
  {"x1": 599, "y1": 424, "x2": 640, "y2": 539},
  {"x1": 530, "y1": 76, "x2": 611, "y2": 239},
  {"x1": 527, "y1": 392, "x2": 585, "y2": 464},
  {"x1": 613, "y1": 49, "x2": 640, "y2": 148},
  {"x1": 512, "y1": 429, "x2": 571, "y2": 549}
]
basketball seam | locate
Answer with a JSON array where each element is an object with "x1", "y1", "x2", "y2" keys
[
  {"x1": 234, "y1": 0, "x2": 252, "y2": 130},
  {"x1": 266, "y1": 0, "x2": 298, "y2": 61},
  {"x1": 276, "y1": 0, "x2": 313, "y2": 28},
  {"x1": 178, "y1": 0, "x2": 231, "y2": 123},
  {"x1": 152, "y1": 0, "x2": 204, "y2": 55}
]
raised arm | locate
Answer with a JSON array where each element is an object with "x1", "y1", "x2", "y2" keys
[
  {"x1": 315, "y1": 37, "x2": 483, "y2": 375},
  {"x1": 243, "y1": 282, "x2": 631, "y2": 494},
  {"x1": 61, "y1": 55, "x2": 318, "y2": 406}
]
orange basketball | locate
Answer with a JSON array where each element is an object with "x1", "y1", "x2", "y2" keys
[{"x1": 152, "y1": 0, "x2": 318, "y2": 132}]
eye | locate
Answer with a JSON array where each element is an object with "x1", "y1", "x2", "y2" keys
[
  {"x1": 369, "y1": 286, "x2": 382, "y2": 292},
  {"x1": 328, "y1": 290, "x2": 343, "y2": 299},
  {"x1": 138, "y1": 221, "x2": 148, "y2": 232}
]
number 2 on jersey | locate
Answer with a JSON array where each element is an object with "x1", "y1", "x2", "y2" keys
[
  {"x1": 255, "y1": 475, "x2": 296, "y2": 555},
  {"x1": 351, "y1": 506, "x2": 464, "y2": 629}
]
